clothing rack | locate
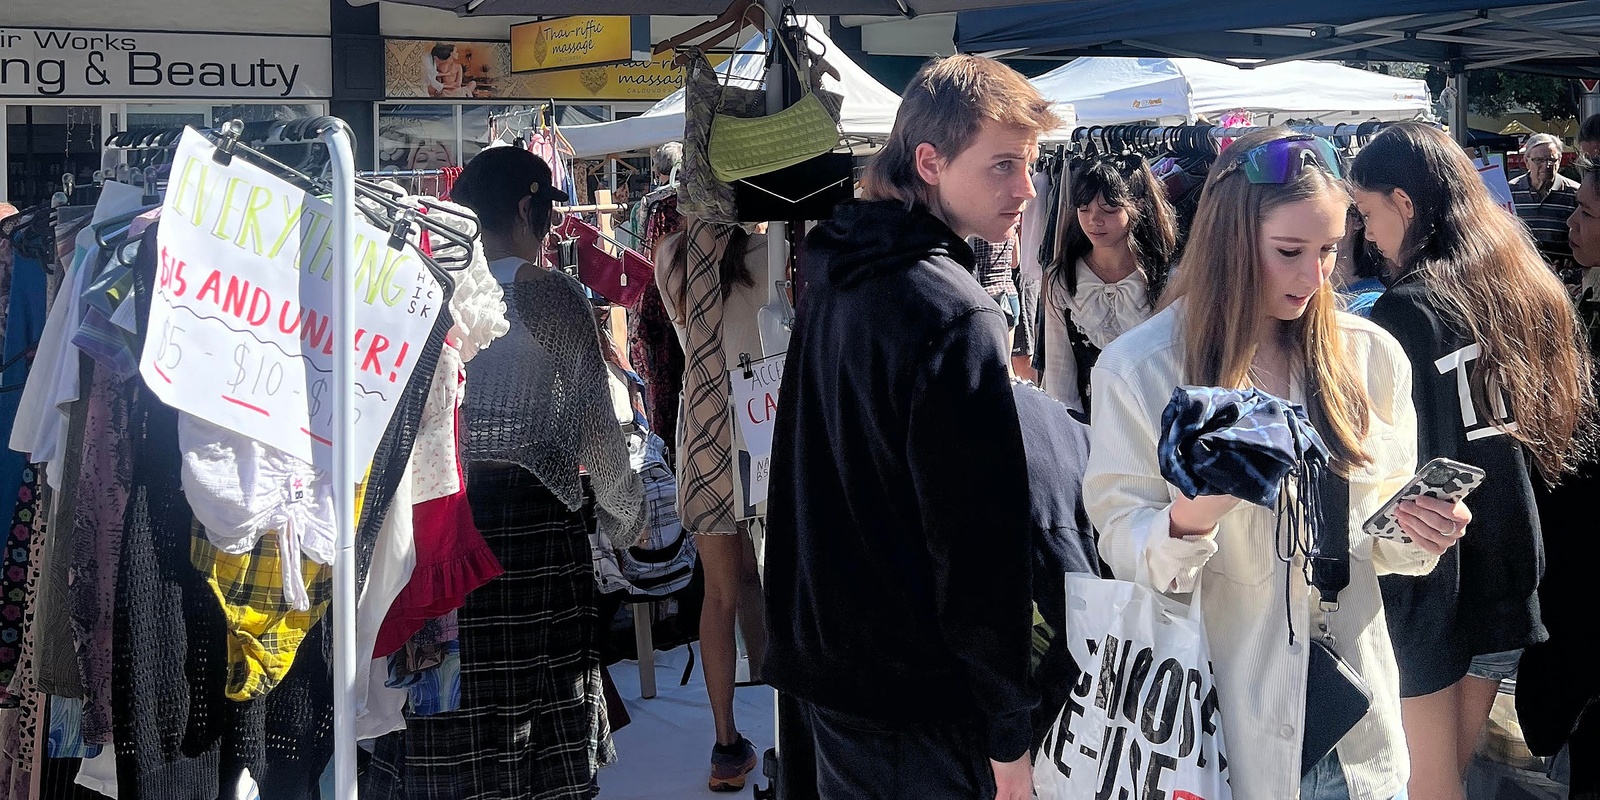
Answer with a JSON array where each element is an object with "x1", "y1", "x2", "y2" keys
[
  {"x1": 360, "y1": 168, "x2": 449, "y2": 180},
  {"x1": 487, "y1": 104, "x2": 550, "y2": 124},
  {"x1": 1058, "y1": 120, "x2": 1417, "y2": 157},
  {"x1": 83, "y1": 118, "x2": 364, "y2": 800},
  {"x1": 205, "y1": 117, "x2": 365, "y2": 800}
]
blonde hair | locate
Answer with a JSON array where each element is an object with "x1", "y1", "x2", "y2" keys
[
  {"x1": 860, "y1": 55, "x2": 1059, "y2": 209},
  {"x1": 1160, "y1": 127, "x2": 1373, "y2": 472}
]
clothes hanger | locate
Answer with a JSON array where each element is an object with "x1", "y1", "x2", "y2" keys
[
  {"x1": 656, "y1": 0, "x2": 760, "y2": 66},
  {"x1": 777, "y1": 9, "x2": 842, "y2": 84}
]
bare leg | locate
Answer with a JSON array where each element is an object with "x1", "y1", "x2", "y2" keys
[
  {"x1": 1456, "y1": 674, "x2": 1502, "y2": 778},
  {"x1": 1012, "y1": 355, "x2": 1038, "y2": 383},
  {"x1": 734, "y1": 529, "x2": 767, "y2": 681},
  {"x1": 697, "y1": 532, "x2": 747, "y2": 746},
  {"x1": 1401, "y1": 684, "x2": 1466, "y2": 800}
]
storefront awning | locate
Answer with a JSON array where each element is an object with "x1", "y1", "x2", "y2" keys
[
  {"x1": 954, "y1": 1, "x2": 1600, "y2": 77},
  {"x1": 359, "y1": 0, "x2": 1070, "y2": 15}
]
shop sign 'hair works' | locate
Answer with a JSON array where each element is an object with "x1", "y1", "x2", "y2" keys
[{"x1": 0, "y1": 27, "x2": 332, "y2": 99}]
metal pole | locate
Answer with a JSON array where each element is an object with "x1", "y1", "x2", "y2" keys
[
  {"x1": 1448, "y1": 67, "x2": 1470, "y2": 145},
  {"x1": 764, "y1": 0, "x2": 790, "y2": 345},
  {"x1": 319, "y1": 116, "x2": 361, "y2": 800}
]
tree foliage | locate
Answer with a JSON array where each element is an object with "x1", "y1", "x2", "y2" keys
[{"x1": 1350, "y1": 62, "x2": 1579, "y2": 120}]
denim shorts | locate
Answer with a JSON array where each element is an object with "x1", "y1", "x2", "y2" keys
[
  {"x1": 1467, "y1": 648, "x2": 1523, "y2": 682},
  {"x1": 995, "y1": 292, "x2": 1020, "y2": 330}
]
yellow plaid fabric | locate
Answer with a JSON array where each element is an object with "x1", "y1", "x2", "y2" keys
[{"x1": 191, "y1": 525, "x2": 332, "y2": 701}]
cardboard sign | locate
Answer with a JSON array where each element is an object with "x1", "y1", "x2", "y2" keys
[
  {"x1": 141, "y1": 128, "x2": 442, "y2": 469},
  {"x1": 1474, "y1": 156, "x2": 1516, "y2": 215},
  {"x1": 728, "y1": 353, "x2": 785, "y2": 510}
]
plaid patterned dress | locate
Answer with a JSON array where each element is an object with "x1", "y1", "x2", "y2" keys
[{"x1": 364, "y1": 464, "x2": 611, "y2": 800}]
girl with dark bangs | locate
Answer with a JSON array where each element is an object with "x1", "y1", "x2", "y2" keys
[{"x1": 1041, "y1": 155, "x2": 1178, "y2": 412}]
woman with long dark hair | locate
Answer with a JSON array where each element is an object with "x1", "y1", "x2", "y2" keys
[
  {"x1": 1041, "y1": 155, "x2": 1178, "y2": 411},
  {"x1": 1351, "y1": 122, "x2": 1597, "y2": 800},
  {"x1": 1088, "y1": 128, "x2": 1469, "y2": 798}
]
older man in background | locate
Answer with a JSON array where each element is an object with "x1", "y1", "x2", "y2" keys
[{"x1": 1511, "y1": 132, "x2": 1581, "y2": 267}]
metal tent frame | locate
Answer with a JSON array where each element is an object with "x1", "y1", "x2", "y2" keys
[{"x1": 956, "y1": 1, "x2": 1600, "y2": 76}]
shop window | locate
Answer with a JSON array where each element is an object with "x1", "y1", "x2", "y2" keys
[
  {"x1": 125, "y1": 103, "x2": 210, "y2": 132},
  {"x1": 6, "y1": 105, "x2": 101, "y2": 208},
  {"x1": 378, "y1": 104, "x2": 460, "y2": 171},
  {"x1": 210, "y1": 104, "x2": 325, "y2": 127}
]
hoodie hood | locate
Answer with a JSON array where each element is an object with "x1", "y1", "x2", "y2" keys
[{"x1": 809, "y1": 201, "x2": 976, "y2": 288}]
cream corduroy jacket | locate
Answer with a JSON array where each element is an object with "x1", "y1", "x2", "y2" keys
[{"x1": 1085, "y1": 303, "x2": 1440, "y2": 800}]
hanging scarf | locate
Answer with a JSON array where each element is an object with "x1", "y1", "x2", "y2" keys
[{"x1": 1159, "y1": 386, "x2": 1335, "y2": 644}]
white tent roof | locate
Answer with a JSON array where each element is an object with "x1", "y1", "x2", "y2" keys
[
  {"x1": 1031, "y1": 57, "x2": 1433, "y2": 128},
  {"x1": 562, "y1": 17, "x2": 904, "y2": 159}
]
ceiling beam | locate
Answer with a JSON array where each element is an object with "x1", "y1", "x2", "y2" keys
[
  {"x1": 1248, "y1": 34, "x2": 1407, "y2": 68},
  {"x1": 1120, "y1": 38, "x2": 1245, "y2": 65},
  {"x1": 1485, "y1": 11, "x2": 1600, "y2": 53}
]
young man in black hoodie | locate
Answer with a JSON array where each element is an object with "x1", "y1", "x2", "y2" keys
[{"x1": 763, "y1": 55, "x2": 1060, "y2": 800}]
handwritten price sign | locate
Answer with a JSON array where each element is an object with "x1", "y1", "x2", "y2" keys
[
  {"x1": 728, "y1": 354, "x2": 785, "y2": 509},
  {"x1": 141, "y1": 128, "x2": 441, "y2": 467}
]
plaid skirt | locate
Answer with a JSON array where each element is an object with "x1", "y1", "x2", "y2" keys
[{"x1": 364, "y1": 464, "x2": 613, "y2": 800}]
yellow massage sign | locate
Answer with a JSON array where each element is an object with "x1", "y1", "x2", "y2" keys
[{"x1": 510, "y1": 16, "x2": 632, "y2": 73}]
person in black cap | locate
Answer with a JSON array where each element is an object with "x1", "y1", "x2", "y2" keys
[{"x1": 364, "y1": 146, "x2": 644, "y2": 800}]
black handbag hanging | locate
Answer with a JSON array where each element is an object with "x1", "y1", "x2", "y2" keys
[
  {"x1": 734, "y1": 151, "x2": 854, "y2": 223},
  {"x1": 1302, "y1": 472, "x2": 1374, "y2": 775}
]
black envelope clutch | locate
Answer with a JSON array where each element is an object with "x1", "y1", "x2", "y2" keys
[
  {"x1": 735, "y1": 151, "x2": 854, "y2": 223},
  {"x1": 1302, "y1": 638, "x2": 1373, "y2": 774}
]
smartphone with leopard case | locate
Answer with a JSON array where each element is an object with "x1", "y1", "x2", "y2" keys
[{"x1": 1362, "y1": 457, "x2": 1486, "y2": 544}]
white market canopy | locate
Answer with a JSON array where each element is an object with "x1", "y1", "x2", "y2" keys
[
  {"x1": 1032, "y1": 57, "x2": 1434, "y2": 128},
  {"x1": 561, "y1": 16, "x2": 905, "y2": 159}
]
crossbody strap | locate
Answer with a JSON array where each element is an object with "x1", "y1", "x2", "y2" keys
[{"x1": 1309, "y1": 471, "x2": 1351, "y2": 612}]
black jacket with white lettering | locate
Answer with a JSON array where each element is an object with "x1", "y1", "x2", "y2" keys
[
  {"x1": 761, "y1": 201, "x2": 1037, "y2": 762},
  {"x1": 1370, "y1": 276, "x2": 1545, "y2": 698}
]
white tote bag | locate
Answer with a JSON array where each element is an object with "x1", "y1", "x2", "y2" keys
[{"x1": 1035, "y1": 575, "x2": 1233, "y2": 800}]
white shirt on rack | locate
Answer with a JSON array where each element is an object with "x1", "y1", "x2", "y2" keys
[
  {"x1": 1041, "y1": 260, "x2": 1152, "y2": 411},
  {"x1": 1018, "y1": 170, "x2": 1053, "y2": 288}
]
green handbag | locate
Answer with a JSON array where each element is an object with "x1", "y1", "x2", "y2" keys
[{"x1": 707, "y1": 29, "x2": 841, "y2": 183}]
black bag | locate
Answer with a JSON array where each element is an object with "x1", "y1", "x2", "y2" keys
[
  {"x1": 1302, "y1": 473, "x2": 1374, "y2": 774},
  {"x1": 734, "y1": 151, "x2": 853, "y2": 223}
]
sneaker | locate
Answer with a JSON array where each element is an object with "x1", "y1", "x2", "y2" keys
[{"x1": 708, "y1": 736, "x2": 758, "y2": 793}]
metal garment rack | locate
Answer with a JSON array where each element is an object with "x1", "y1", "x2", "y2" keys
[
  {"x1": 101, "y1": 117, "x2": 362, "y2": 799},
  {"x1": 320, "y1": 116, "x2": 361, "y2": 800},
  {"x1": 1061, "y1": 120, "x2": 1421, "y2": 155}
]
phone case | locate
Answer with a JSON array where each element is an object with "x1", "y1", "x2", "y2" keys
[{"x1": 1361, "y1": 457, "x2": 1486, "y2": 543}]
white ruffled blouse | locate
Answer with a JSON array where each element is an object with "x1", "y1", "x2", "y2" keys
[{"x1": 1042, "y1": 260, "x2": 1152, "y2": 411}]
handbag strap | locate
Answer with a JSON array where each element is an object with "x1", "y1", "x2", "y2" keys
[
  {"x1": 716, "y1": 12, "x2": 810, "y2": 98},
  {"x1": 1300, "y1": 393, "x2": 1351, "y2": 613},
  {"x1": 1309, "y1": 470, "x2": 1350, "y2": 612},
  {"x1": 1275, "y1": 398, "x2": 1350, "y2": 649}
]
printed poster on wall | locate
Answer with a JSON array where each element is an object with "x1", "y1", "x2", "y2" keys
[
  {"x1": 141, "y1": 128, "x2": 443, "y2": 469},
  {"x1": 729, "y1": 353, "x2": 785, "y2": 513},
  {"x1": 385, "y1": 39, "x2": 724, "y2": 101}
]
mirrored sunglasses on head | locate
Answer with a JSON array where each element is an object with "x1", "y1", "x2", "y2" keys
[{"x1": 1230, "y1": 135, "x2": 1344, "y2": 184}]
